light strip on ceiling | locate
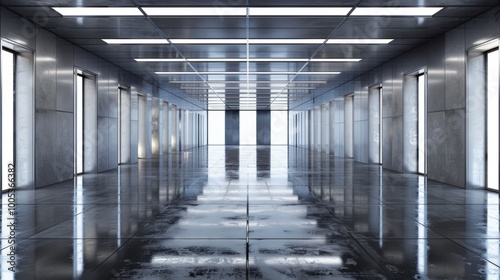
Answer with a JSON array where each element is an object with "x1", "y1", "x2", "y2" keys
[
  {"x1": 156, "y1": 71, "x2": 340, "y2": 75},
  {"x1": 180, "y1": 87, "x2": 316, "y2": 90},
  {"x1": 142, "y1": 7, "x2": 246, "y2": 16},
  {"x1": 103, "y1": 39, "x2": 168, "y2": 44},
  {"x1": 327, "y1": 39, "x2": 393, "y2": 44},
  {"x1": 170, "y1": 39, "x2": 325, "y2": 44},
  {"x1": 351, "y1": 7, "x2": 443, "y2": 17},
  {"x1": 52, "y1": 7, "x2": 142, "y2": 16},
  {"x1": 249, "y1": 7, "x2": 351, "y2": 16},
  {"x1": 169, "y1": 80, "x2": 327, "y2": 84},
  {"x1": 105, "y1": 38, "x2": 392, "y2": 45},
  {"x1": 136, "y1": 58, "x2": 361, "y2": 62}
]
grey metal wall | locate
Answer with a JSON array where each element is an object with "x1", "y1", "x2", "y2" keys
[
  {"x1": 257, "y1": 111, "x2": 271, "y2": 145},
  {"x1": 225, "y1": 110, "x2": 240, "y2": 145},
  {"x1": 290, "y1": 6, "x2": 500, "y2": 189}
]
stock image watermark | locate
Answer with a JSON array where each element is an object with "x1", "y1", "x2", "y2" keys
[{"x1": 4, "y1": 163, "x2": 16, "y2": 272}]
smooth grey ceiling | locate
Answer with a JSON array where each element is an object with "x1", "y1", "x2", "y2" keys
[{"x1": 1, "y1": 0, "x2": 498, "y2": 110}]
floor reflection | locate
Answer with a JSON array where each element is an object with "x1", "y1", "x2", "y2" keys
[{"x1": 0, "y1": 146, "x2": 499, "y2": 279}]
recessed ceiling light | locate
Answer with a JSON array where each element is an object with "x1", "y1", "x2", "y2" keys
[
  {"x1": 250, "y1": 39, "x2": 325, "y2": 44},
  {"x1": 135, "y1": 58, "x2": 186, "y2": 62},
  {"x1": 249, "y1": 7, "x2": 351, "y2": 16},
  {"x1": 168, "y1": 39, "x2": 326, "y2": 44},
  {"x1": 170, "y1": 39, "x2": 248, "y2": 44},
  {"x1": 52, "y1": 7, "x2": 142, "y2": 16},
  {"x1": 327, "y1": 39, "x2": 393, "y2": 44},
  {"x1": 351, "y1": 7, "x2": 443, "y2": 17},
  {"x1": 156, "y1": 71, "x2": 340, "y2": 75},
  {"x1": 180, "y1": 86, "x2": 316, "y2": 90},
  {"x1": 103, "y1": 39, "x2": 169, "y2": 44},
  {"x1": 136, "y1": 58, "x2": 360, "y2": 62},
  {"x1": 169, "y1": 80, "x2": 327, "y2": 84},
  {"x1": 311, "y1": 58, "x2": 362, "y2": 62},
  {"x1": 142, "y1": 7, "x2": 246, "y2": 16}
]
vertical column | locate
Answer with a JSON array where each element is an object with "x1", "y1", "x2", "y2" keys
[
  {"x1": 83, "y1": 76, "x2": 98, "y2": 172},
  {"x1": 225, "y1": 110, "x2": 240, "y2": 145},
  {"x1": 152, "y1": 97, "x2": 160, "y2": 157},
  {"x1": 369, "y1": 87, "x2": 381, "y2": 164},
  {"x1": 171, "y1": 105, "x2": 178, "y2": 151},
  {"x1": 256, "y1": 110, "x2": 270, "y2": 145},
  {"x1": 162, "y1": 101, "x2": 169, "y2": 154},
  {"x1": 329, "y1": 101, "x2": 335, "y2": 155},
  {"x1": 322, "y1": 104, "x2": 329, "y2": 154},
  {"x1": 130, "y1": 89, "x2": 138, "y2": 163},
  {"x1": 403, "y1": 75, "x2": 418, "y2": 173},
  {"x1": 119, "y1": 89, "x2": 131, "y2": 164},
  {"x1": 344, "y1": 95, "x2": 354, "y2": 159}
]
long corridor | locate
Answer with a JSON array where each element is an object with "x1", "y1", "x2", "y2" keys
[{"x1": 2, "y1": 146, "x2": 500, "y2": 279}]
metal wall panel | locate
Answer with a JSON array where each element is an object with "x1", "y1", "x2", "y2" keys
[
  {"x1": 426, "y1": 36, "x2": 446, "y2": 113},
  {"x1": 55, "y1": 111, "x2": 73, "y2": 182},
  {"x1": 35, "y1": 109, "x2": 56, "y2": 187},
  {"x1": 35, "y1": 29, "x2": 56, "y2": 111},
  {"x1": 97, "y1": 117, "x2": 109, "y2": 172},
  {"x1": 56, "y1": 38, "x2": 74, "y2": 113}
]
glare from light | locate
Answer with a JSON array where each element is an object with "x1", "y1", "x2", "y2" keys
[
  {"x1": 351, "y1": 7, "x2": 443, "y2": 17},
  {"x1": 250, "y1": 7, "x2": 351, "y2": 16},
  {"x1": 143, "y1": 7, "x2": 246, "y2": 16},
  {"x1": 327, "y1": 39, "x2": 393, "y2": 44},
  {"x1": 52, "y1": 7, "x2": 142, "y2": 16},
  {"x1": 103, "y1": 39, "x2": 169, "y2": 44}
]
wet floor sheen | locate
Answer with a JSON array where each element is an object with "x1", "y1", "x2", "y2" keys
[{"x1": 1, "y1": 146, "x2": 500, "y2": 279}]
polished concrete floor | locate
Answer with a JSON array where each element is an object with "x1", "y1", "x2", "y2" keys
[{"x1": 1, "y1": 146, "x2": 500, "y2": 279}]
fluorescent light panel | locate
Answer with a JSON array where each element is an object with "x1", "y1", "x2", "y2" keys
[
  {"x1": 107, "y1": 38, "x2": 391, "y2": 45},
  {"x1": 53, "y1": 6, "x2": 441, "y2": 17},
  {"x1": 169, "y1": 80, "x2": 327, "y2": 84},
  {"x1": 53, "y1": 7, "x2": 142, "y2": 16},
  {"x1": 351, "y1": 7, "x2": 443, "y2": 17},
  {"x1": 249, "y1": 7, "x2": 351, "y2": 16},
  {"x1": 327, "y1": 39, "x2": 393, "y2": 44},
  {"x1": 136, "y1": 58, "x2": 361, "y2": 62},
  {"x1": 181, "y1": 87, "x2": 315, "y2": 90},
  {"x1": 157, "y1": 71, "x2": 340, "y2": 75},
  {"x1": 142, "y1": 7, "x2": 246, "y2": 16},
  {"x1": 103, "y1": 39, "x2": 168, "y2": 44}
]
